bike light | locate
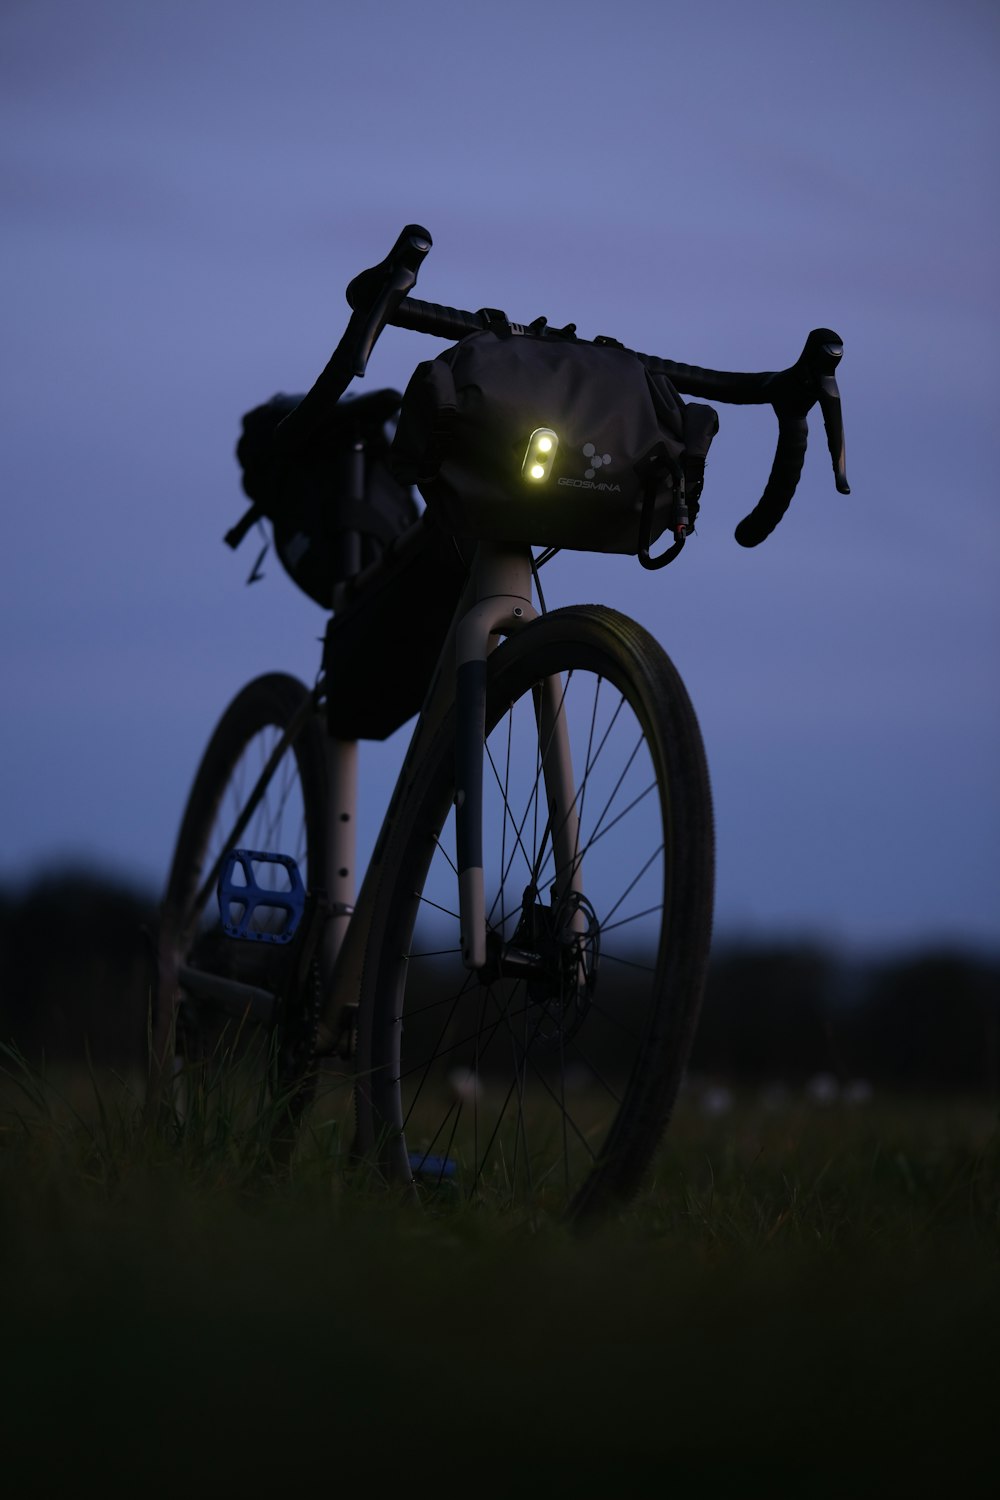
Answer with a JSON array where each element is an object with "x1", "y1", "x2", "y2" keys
[{"x1": 522, "y1": 428, "x2": 559, "y2": 483}]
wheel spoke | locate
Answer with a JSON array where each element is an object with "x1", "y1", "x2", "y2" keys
[
  {"x1": 156, "y1": 676, "x2": 325, "y2": 1138},
  {"x1": 362, "y1": 609, "x2": 713, "y2": 1220}
]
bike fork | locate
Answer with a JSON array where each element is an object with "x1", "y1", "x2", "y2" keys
[{"x1": 455, "y1": 546, "x2": 584, "y2": 970}]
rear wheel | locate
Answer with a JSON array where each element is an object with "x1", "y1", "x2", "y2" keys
[
  {"x1": 150, "y1": 674, "x2": 327, "y2": 1137},
  {"x1": 356, "y1": 607, "x2": 714, "y2": 1222}
]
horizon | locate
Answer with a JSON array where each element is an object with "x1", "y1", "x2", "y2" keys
[{"x1": 2, "y1": 0, "x2": 997, "y2": 957}]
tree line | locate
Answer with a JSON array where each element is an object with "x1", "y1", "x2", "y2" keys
[{"x1": 1, "y1": 869, "x2": 997, "y2": 1092}]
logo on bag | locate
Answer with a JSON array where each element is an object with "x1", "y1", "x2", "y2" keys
[
  {"x1": 582, "y1": 442, "x2": 611, "y2": 479},
  {"x1": 556, "y1": 440, "x2": 622, "y2": 493}
]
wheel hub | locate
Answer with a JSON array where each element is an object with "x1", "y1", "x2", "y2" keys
[{"x1": 478, "y1": 884, "x2": 600, "y2": 1042}]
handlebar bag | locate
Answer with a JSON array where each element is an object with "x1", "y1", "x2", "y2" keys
[
  {"x1": 232, "y1": 390, "x2": 419, "y2": 607},
  {"x1": 390, "y1": 327, "x2": 718, "y2": 553}
]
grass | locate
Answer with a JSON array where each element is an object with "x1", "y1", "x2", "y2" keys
[{"x1": 1, "y1": 1049, "x2": 997, "y2": 1497}]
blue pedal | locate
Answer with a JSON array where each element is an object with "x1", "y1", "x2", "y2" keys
[
  {"x1": 408, "y1": 1152, "x2": 457, "y2": 1181},
  {"x1": 217, "y1": 849, "x2": 305, "y2": 944}
]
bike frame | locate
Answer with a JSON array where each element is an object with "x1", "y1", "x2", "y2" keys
[
  {"x1": 157, "y1": 538, "x2": 588, "y2": 1078},
  {"x1": 151, "y1": 222, "x2": 846, "y2": 1206},
  {"x1": 312, "y1": 539, "x2": 584, "y2": 1052},
  {"x1": 171, "y1": 222, "x2": 848, "y2": 1073}
]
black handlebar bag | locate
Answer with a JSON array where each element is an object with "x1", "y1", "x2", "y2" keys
[{"x1": 390, "y1": 327, "x2": 718, "y2": 553}]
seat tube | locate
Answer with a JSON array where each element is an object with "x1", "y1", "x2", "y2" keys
[
  {"x1": 455, "y1": 545, "x2": 536, "y2": 969},
  {"x1": 322, "y1": 736, "x2": 358, "y2": 984}
]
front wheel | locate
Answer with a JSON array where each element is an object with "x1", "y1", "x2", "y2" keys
[
  {"x1": 149, "y1": 673, "x2": 327, "y2": 1135},
  {"x1": 356, "y1": 606, "x2": 714, "y2": 1222}
]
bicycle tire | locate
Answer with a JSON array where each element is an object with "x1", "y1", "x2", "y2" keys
[
  {"x1": 151, "y1": 673, "x2": 327, "y2": 1130},
  {"x1": 355, "y1": 606, "x2": 714, "y2": 1222}
]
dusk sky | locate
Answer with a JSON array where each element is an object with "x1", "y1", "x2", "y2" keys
[{"x1": 2, "y1": 0, "x2": 997, "y2": 956}]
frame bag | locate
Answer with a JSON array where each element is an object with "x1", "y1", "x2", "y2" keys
[{"x1": 390, "y1": 325, "x2": 719, "y2": 555}]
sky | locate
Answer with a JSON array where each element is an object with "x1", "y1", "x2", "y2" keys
[{"x1": 1, "y1": 0, "x2": 997, "y2": 956}]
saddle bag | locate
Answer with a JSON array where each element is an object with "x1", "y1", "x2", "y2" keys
[
  {"x1": 229, "y1": 388, "x2": 419, "y2": 608},
  {"x1": 390, "y1": 324, "x2": 719, "y2": 554}
]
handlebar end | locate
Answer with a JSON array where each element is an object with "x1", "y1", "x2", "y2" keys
[
  {"x1": 345, "y1": 225, "x2": 433, "y2": 312},
  {"x1": 733, "y1": 518, "x2": 763, "y2": 548}
]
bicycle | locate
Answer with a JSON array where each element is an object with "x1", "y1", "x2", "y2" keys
[{"x1": 149, "y1": 225, "x2": 849, "y2": 1223}]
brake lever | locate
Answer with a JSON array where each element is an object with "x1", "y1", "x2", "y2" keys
[
  {"x1": 817, "y1": 373, "x2": 850, "y2": 495},
  {"x1": 345, "y1": 224, "x2": 432, "y2": 376},
  {"x1": 789, "y1": 328, "x2": 850, "y2": 494},
  {"x1": 273, "y1": 225, "x2": 432, "y2": 460},
  {"x1": 734, "y1": 328, "x2": 849, "y2": 546}
]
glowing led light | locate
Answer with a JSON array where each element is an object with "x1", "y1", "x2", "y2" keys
[{"x1": 521, "y1": 428, "x2": 559, "y2": 483}]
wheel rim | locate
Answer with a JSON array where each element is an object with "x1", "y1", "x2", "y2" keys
[
  {"x1": 376, "y1": 652, "x2": 677, "y2": 1216},
  {"x1": 173, "y1": 720, "x2": 314, "y2": 1089},
  {"x1": 196, "y1": 724, "x2": 311, "y2": 919}
]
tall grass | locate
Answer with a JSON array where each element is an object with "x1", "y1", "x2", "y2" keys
[{"x1": 2, "y1": 1045, "x2": 997, "y2": 1496}]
